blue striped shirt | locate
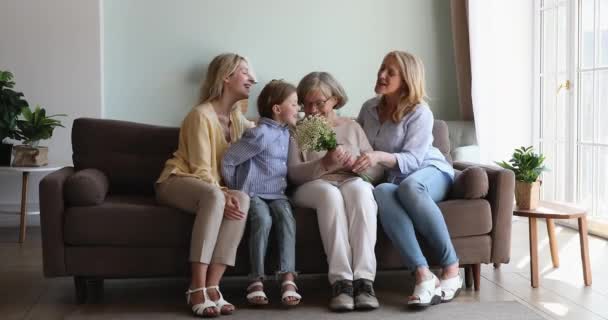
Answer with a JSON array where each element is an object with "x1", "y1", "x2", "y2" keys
[
  {"x1": 357, "y1": 97, "x2": 454, "y2": 184},
  {"x1": 221, "y1": 117, "x2": 289, "y2": 200}
]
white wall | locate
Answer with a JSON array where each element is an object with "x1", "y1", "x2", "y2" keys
[
  {"x1": 0, "y1": 0, "x2": 102, "y2": 207},
  {"x1": 103, "y1": 0, "x2": 460, "y2": 126}
]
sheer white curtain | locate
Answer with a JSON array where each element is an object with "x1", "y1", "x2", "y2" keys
[{"x1": 468, "y1": 0, "x2": 535, "y2": 164}]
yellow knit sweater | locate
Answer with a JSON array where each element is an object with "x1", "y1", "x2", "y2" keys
[{"x1": 157, "y1": 102, "x2": 253, "y2": 187}]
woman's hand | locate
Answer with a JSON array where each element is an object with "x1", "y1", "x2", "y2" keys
[
  {"x1": 223, "y1": 190, "x2": 246, "y2": 220},
  {"x1": 342, "y1": 152, "x2": 356, "y2": 170},
  {"x1": 322, "y1": 146, "x2": 355, "y2": 171},
  {"x1": 352, "y1": 151, "x2": 380, "y2": 173}
]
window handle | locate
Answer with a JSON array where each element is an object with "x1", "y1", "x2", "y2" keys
[{"x1": 557, "y1": 80, "x2": 571, "y2": 94}]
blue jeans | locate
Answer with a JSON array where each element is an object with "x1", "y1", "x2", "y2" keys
[
  {"x1": 248, "y1": 196, "x2": 296, "y2": 280},
  {"x1": 373, "y1": 166, "x2": 458, "y2": 269}
]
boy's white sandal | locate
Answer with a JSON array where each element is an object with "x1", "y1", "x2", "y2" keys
[
  {"x1": 246, "y1": 281, "x2": 269, "y2": 305},
  {"x1": 207, "y1": 285, "x2": 235, "y2": 315},
  {"x1": 185, "y1": 287, "x2": 219, "y2": 317},
  {"x1": 407, "y1": 273, "x2": 442, "y2": 308},
  {"x1": 281, "y1": 280, "x2": 302, "y2": 306},
  {"x1": 440, "y1": 273, "x2": 463, "y2": 302}
]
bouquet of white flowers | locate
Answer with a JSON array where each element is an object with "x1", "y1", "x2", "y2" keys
[
  {"x1": 294, "y1": 115, "x2": 337, "y2": 152},
  {"x1": 294, "y1": 115, "x2": 372, "y2": 182}
]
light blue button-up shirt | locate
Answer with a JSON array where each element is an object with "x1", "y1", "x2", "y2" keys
[
  {"x1": 221, "y1": 117, "x2": 289, "y2": 200},
  {"x1": 357, "y1": 97, "x2": 454, "y2": 184}
]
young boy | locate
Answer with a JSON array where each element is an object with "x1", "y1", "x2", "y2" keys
[{"x1": 221, "y1": 79, "x2": 301, "y2": 307}]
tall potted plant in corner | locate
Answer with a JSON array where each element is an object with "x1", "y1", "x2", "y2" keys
[
  {"x1": 496, "y1": 146, "x2": 547, "y2": 210},
  {"x1": 0, "y1": 71, "x2": 29, "y2": 166},
  {"x1": 12, "y1": 105, "x2": 65, "y2": 167}
]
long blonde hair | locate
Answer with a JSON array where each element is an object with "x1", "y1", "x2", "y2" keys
[
  {"x1": 198, "y1": 53, "x2": 250, "y2": 105},
  {"x1": 384, "y1": 51, "x2": 427, "y2": 123}
]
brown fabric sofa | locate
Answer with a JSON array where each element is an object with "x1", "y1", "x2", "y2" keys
[{"x1": 39, "y1": 118, "x2": 515, "y2": 303}]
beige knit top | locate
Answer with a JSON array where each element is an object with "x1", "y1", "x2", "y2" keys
[{"x1": 288, "y1": 118, "x2": 385, "y2": 186}]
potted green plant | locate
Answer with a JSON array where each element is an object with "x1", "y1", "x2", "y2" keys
[
  {"x1": 12, "y1": 105, "x2": 65, "y2": 167},
  {"x1": 496, "y1": 146, "x2": 547, "y2": 210},
  {"x1": 0, "y1": 71, "x2": 29, "y2": 166}
]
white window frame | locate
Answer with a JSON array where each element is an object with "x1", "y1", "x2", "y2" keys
[
  {"x1": 535, "y1": 0, "x2": 608, "y2": 237},
  {"x1": 534, "y1": 0, "x2": 578, "y2": 203}
]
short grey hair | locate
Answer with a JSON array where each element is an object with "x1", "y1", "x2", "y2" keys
[{"x1": 297, "y1": 72, "x2": 348, "y2": 109}]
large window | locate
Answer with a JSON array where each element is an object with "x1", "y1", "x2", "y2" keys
[{"x1": 536, "y1": 0, "x2": 608, "y2": 229}]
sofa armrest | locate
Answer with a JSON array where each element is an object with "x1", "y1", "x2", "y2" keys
[
  {"x1": 39, "y1": 166, "x2": 74, "y2": 277},
  {"x1": 453, "y1": 161, "x2": 515, "y2": 264}
]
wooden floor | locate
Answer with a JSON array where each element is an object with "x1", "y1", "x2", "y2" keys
[{"x1": 0, "y1": 215, "x2": 607, "y2": 319}]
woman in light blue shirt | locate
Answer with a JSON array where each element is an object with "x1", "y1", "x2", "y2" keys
[{"x1": 352, "y1": 51, "x2": 462, "y2": 308}]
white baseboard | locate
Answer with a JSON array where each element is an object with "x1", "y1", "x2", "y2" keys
[{"x1": 0, "y1": 203, "x2": 40, "y2": 215}]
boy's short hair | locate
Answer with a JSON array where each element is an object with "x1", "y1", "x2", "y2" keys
[{"x1": 257, "y1": 79, "x2": 297, "y2": 119}]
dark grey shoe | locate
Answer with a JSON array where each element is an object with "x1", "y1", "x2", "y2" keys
[
  {"x1": 329, "y1": 280, "x2": 354, "y2": 312},
  {"x1": 353, "y1": 279, "x2": 379, "y2": 310}
]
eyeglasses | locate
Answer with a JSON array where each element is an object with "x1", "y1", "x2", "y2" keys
[{"x1": 299, "y1": 97, "x2": 332, "y2": 110}]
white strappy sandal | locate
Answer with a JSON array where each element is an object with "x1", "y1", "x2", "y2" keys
[
  {"x1": 440, "y1": 273, "x2": 463, "y2": 302},
  {"x1": 281, "y1": 280, "x2": 302, "y2": 307},
  {"x1": 407, "y1": 273, "x2": 442, "y2": 308},
  {"x1": 185, "y1": 287, "x2": 219, "y2": 318},
  {"x1": 206, "y1": 285, "x2": 235, "y2": 315},
  {"x1": 246, "y1": 281, "x2": 269, "y2": 306}
]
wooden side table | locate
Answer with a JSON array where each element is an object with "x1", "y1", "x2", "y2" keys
[
  {"x1": 0, "y1": 165, "x2": 61, "y2": 243},
  {"x1": 513, "y1": 201, "x2": 592, "y2": 288}
]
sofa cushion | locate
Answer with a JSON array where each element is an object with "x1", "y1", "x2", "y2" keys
[
  {"x1": 64, "y1": 195, "x2": 193, "y2": 247},
  {"x1": 438, "y1": 199, "x2": 492, "y2": 237},
  {"x1": 450, "y1": 166, "x2": 489, "y2": 199},
  {"x1": 64, "y1": 169, "x2": 109, "y2": 206}
]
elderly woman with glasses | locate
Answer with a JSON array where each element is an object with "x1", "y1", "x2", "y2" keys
[{"x1": 287, "y1": 72, "x2": 384, "y2": 312}]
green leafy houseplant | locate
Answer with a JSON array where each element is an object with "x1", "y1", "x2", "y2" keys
[
  {"x1": 496, "y1": 146, "x2": 547, "y2": 209},
  {"x1": 0, "y1": 71, "x2": 29, "y2": 142},
  {"x1": 495, "y1": 146, "x2": 547, "y2": 183},
  {"x1": 15, "y1": 105, "x2": 66, "y2": 147},
  {"x1": 0, "y1": 71, "x2": 29, "y2": 165}
]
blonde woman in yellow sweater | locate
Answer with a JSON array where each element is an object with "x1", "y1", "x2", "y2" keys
[{"x1": 156, "y1": 53, "x2": 256, "y2": 317}]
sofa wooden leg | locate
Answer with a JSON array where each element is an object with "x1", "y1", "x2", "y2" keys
[
  {"x1": 87, "y1": 278, "x2": 105, "y2": 303},
  {"x1": 464, "y1": 265, "x2": 473, "y2": 289},
  {"x1": 74, "y1": 276, "x2": 87, "y2": 304},
  {"x1": 473, "y1": 263, "x2": 481, "y2": 291},
  {"x1": 74, "y1": 277, "x2": 104, "y2": 304}
]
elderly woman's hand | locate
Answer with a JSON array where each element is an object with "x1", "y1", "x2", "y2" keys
[
  {"x1": 322, "y1": 146, "x2": 355, "y2": 171},
  {"x1": 352, "y1": 151, "x2": 380, "y2": 173}
]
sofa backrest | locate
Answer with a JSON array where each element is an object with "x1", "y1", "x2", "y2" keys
[
  {"x1": 71, "y1": 118, "x2": 452, "y2": 195},
  {"x1": 72, "y1": 118, "x2": 178, "y2": 195},
  {"x1": 433, "y1": 120, "x2": 452, "y2": 163}
]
